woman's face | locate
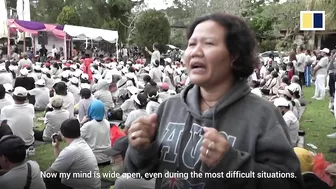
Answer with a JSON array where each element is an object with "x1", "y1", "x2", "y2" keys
[{"x1": 184, "y1": 20, "x2": 233, "y2": 87}]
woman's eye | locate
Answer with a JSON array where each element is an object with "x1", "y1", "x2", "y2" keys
[
  {"x1": 205, "y1": 42, "x2": 214, "y2": 45},
  {"x1": 188, "y1": 42, "x2": 196, "y2": 46}
]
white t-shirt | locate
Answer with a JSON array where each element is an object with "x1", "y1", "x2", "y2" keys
[
  {"x1": 283, "y1": 110, "x2": 299, "y2": 146},
  {"x1": 50, "y1": 138, "x2": 101, "y2": 189},
  {"x1": 295, "y1": 53, "x2": 306, "y2": 72},
  {"x1": 0, "y1": 161, "x2": 46, "y2": 189},
  {"x1": 29, "y1": 87, "x2": 50, "y2": 110},
  {"x1": 68, "y1": 84, "x2": 80, "y2": 105},
  {"x1": 49, "y1": 93, "x2": 75, "y2": 118},
  {"x1": 0, "y1": 72, "x2": 14, "y2": 85},
  {"x1": 125, "y1": 109, "x2": 148, "y2": 128},
  {"x1": 150, "y1": 50, "x2": 160, "y2": 65},
  {"x1": 120, "y1": 99, "x2": 135, "y2": 121},
  {"x1": 18, "y1": 58, "x2": 33, "y2": 69},
  {"x1": 146, "y1": 101, "x2": 160, "y2": 115},
  {"x1": 149, "y1": 67, "x2": 162, "y2": 83},
  {"x1": 81, "y1": 119, "x2": 111, "y2": 163},
  {"x1": 0, "y1": 94, "x2": 14, "y2": 111},
  {"x1": 0, "y1": 103, "x2": 35, "y2": 145},
  {"x1": 51, "y1": 48, "x2": 58, "y2": 58},
  {"x1": 43, "y1": 109, "x2": 70, "y2": 141},
  {"x1": 316, "y1": 56, "x2": 329, "y2": 75}
]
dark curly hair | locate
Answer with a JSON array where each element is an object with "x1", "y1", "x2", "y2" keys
[{"x1": 186, "y1": 13, "x2": 259, "y2": 79}]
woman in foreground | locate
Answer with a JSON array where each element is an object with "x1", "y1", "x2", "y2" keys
[{"x1": 126, "y1": 13, "x2": 303, "y2": 189}]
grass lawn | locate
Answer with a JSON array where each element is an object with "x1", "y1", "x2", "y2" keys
[{"x1": 28, "y1": 86, "x2": 336, "y2": 187}]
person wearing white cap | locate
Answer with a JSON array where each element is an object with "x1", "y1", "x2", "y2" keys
[
  {"x1": 274, "y1": 97, "x2": 299, "y2": 146},
  {"x1": 0, "y1": 65, "x2": 14, "y2": 86},
  {"x1": 93, "y1": 80, "x2": 114, "y2": 113},
  {"x1": 0, "y1": 87, "x2": 35, "y2": 147},
  {"x1": 312, "y1": 48, "x2": 330, "y2": 100},
  {"x1": 124, "y1": 93, "x2": 149, "y2": 134},
  {"x1": 28, "y1": 79, "x2": 50, "y2": 111},
  {"x1": 68, "y1": 77, "x2": 81, "y2": 104}
]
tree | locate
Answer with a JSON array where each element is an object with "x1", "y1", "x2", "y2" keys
[
  {"x1": 31, "y1": 0, "x2": 64, "y2": 23},
  {"x1": 307, "y1": 0, "x2": 336, "y2": 29},
  {"x1": 134, "y1": 10, "x2": 171, "y2": 49},
  {"x1": 57, "y1": 6, "x2": 80, "y2": 25}
]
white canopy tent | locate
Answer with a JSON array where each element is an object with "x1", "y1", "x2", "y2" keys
[{"x1": 63, "y1": 25, "x2": 119, "y2": 59}]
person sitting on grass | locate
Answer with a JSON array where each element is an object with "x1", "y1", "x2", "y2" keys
[
  {"x1": 28, "y1": 79, "x2": 50, "y2": 111},
  {"x1": 0, "y1": 120, "x2": 12, "y2": 140},
  {"x1": 77, "y1": 88, "x2": 94, "y2": 122},
  {"x1": 0, "y1": 135, "x2": 46, "y2": 189},
  {"x1": 103, "y1": 136, "x2": 156, "y2": 189},
  {"x1": 48, "y1": 82, "x2": 75, "y2": 118},
  {"x1": 0, "y1": 87, "x2": 35, "y2": 148},
  {"x1": 0, "y1": 84, "x2": 13, "y2": 111},
  {"x1": 274, "y1": 97, "x2": 299, "y2": 147},
  {"x1": 80, "y1": 100, "x2": 111, "y2": 166},
  {"x1": 34, "y1": 96, "x2": 70, "y2": 142},
  {"x1": 146, "y1": 89, "x2": 160, "y2": 115},
  {"x1": 124, "y1": 93, "x2": 148, "y2": 134},
  {"x1": 45, "y1": 118, "x2": 101, "y2": 189}
]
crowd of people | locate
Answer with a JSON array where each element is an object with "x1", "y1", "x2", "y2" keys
[{"x1": 0, "y1": 12, "x2": 334, "y2": 189}]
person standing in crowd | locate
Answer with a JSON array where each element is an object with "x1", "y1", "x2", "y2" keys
[
  {"x1": 83, "y1": 53, "x2": 93, "y2": 82},
  {"x1": 39, "y1": 45, "x2": 48, "y2": 63},
  {"x1": 0, "y1": 135, "x2": 46, "y2": 189},
  {"x1": 126, "y1": 13, "x2": 303, "y2": 189},
  {"x1": 0, "y1": 87, "x2": 35, "y2": 148},
  {"x1": 145, "y1": 42, "x2": 160, "y2": 67},
  {"x1": 51, "y1": 44, "x2": 58, "y2": 60},
  {"x1": 327, "y1": 50, "x2": 336, "y2": 111},
  {"x1": 45, "y1": 119, "x2": 101, "y2": 189},
  {"x1": 295, "y1": 46, "x2": 306, "y2": 87},
  {"x1": 312, "y1": 48, "x2": 330, "y2": 100},
  {"x1": 304, "y1": 49, "x2": 312, "y2": 87}
]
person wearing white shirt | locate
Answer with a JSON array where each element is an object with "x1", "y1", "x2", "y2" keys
[
  {"x1": 146, "y1": 90, "x2": 160, "y2": 115},
  {"x1": 28, "y1": 79, "x2": 50, "y2": 111},
  {"x1": 1, "y1": 87, "x2": 35, "y2": 147},
  {"x1": 80, "y1": 100, "x2": 111, "y2": 165},
  {"x1": 274, "y1": 98, "x2": 299, "y2": 147},
  {"x1": 294, "y1": 46, "x2": 306, "y2": 87},
  {"x1": 68, "y1": 77, "x2": 81, "y2": 105},
  {"x1": 49, "y1": 82, "x2": 75, "y2": 118},
  {"x1": 18, "y1": 53, "x2": 33, "y2": 72},
  {"x1": 149, "y1": 61, "x2": 162, "y2": 83},
  {"x1": 145, "y1": 42, "x2": 161, "y2": 67},
  {"x1": 51, "y1": 44, "x2": 58, "y2": 59},
  {"x1": 289, "y1": 76, "x2": 303, "y2": 98},
  {"x1": 0, "y1": 66, "x2": 14, "y2": 85},
  {"x1": 312, "y1": 48, "x2": 330, "y2": 100},
  {"x1": 0, "y1": 84, "x2": 13, "y2": 111},
  {"x1": 34, "y1": 96, "x2": 70, "y2": 142}
]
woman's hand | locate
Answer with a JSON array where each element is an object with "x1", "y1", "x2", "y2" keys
[
  {"x1": 200, "y1": 127, "x2": 230, "y2": 168},
  {"x1": 128, "y1": 114, "x2": 157, "y2": 150}
]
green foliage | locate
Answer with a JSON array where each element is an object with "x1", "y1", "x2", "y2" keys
[
  {"x1": 56, "y1": 6, "x2": 80, "y2": 26},
  {"x1": 135, "y1": 10, "x2": 171, "y2": 49},
  {"x1": 260, "y1": 39, "x2": 276, "y2": 52}
]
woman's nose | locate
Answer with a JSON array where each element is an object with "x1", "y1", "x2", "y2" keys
[{"x1": 190, "y1": 44, "x2": 204, "y2": 58}]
